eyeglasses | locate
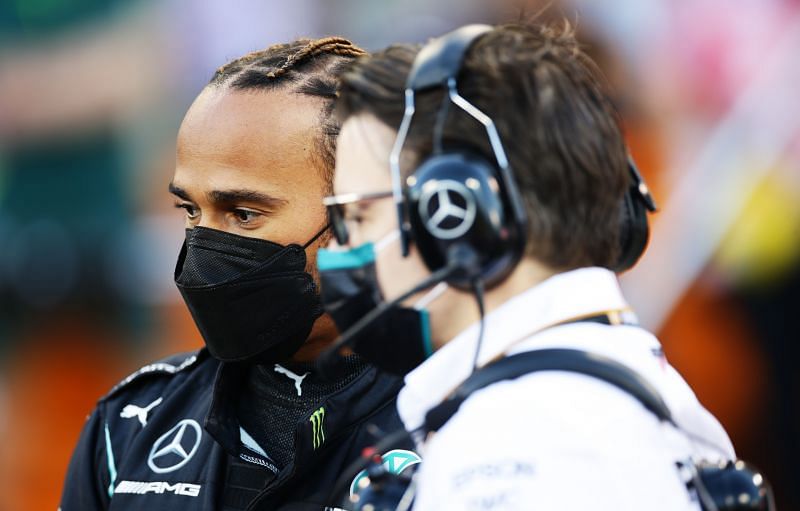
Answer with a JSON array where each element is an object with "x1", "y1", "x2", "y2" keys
[{"x1": 322, "y1": 191, "x2": 394, "y2": 245}]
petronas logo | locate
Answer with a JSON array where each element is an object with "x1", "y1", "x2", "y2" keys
[
  {"x1": 349, "y1": 449, "x2": 422, "y2": 497},
  {"x1": 309, "y1": 407, "x2": 325, "y2": 449}
]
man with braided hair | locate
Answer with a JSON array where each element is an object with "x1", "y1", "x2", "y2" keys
[{"x1": 60, "y1": 37, "x2": 413, "y2": 510}]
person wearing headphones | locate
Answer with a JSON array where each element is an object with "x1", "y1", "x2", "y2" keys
[{"x1": 316, "y1": 21, "x2": 748, "y2": 510}]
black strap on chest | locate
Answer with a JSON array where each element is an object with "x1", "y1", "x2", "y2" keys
[{"x1": 424, "y1": 347, "x2": 673, "y2": 434}]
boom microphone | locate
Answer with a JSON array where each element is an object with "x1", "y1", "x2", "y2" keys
[{"x1": 317, "y1": 243, "x2": 480, "y2": 377}]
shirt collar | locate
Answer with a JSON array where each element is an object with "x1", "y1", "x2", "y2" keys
[
  {"x1": 205, "y1": 358, "x2": 405, "y2": 472},
  {"x1": 397, "y1": 267, "x2": 630, "y2": 432}
]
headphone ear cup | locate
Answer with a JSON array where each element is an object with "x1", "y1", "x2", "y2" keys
[
  {"x1": 615, "y1": 187, "x2": 650, "y2": 273},
  {"x1": 406, "y1": 153, "x2": 523, "y2": 288}
]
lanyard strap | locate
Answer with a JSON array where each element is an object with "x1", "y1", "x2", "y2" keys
[
  {"x1": 424, "y1": 346, "x2": 672, "y2": 434},
  {"x1": 424, "y1": 310, "x2": 643, "y2": 435},
  {"x1": 475, "y1": 308, "x2": 636, "y2": 374}
]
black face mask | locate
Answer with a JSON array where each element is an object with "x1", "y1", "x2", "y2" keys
[
  {"x1": 317, "y1": 242, "x2": 435, "y2": 376},
  {"x1": 174, "y1": 226, "x2": 327, "y2": 364}
]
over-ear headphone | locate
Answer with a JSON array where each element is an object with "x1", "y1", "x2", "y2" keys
[
  {"x1": 390, "y1": 24, "x2": 656, "y2": 289},
  {"x1": 618, "y1": 158, "x2": 657, "y2": 272}
]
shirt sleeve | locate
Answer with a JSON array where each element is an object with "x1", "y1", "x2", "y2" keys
[{"x1": 59, "y1": 402, "x2": 112, "y2": 511}]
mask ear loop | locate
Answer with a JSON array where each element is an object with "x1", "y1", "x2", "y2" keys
[
  {"x1": 413, "y1": 281, "x2": 448, "y2": 310},
  {"x1": 302, "y1": 223, "x2": 332, "y2": 249},
  {"x1": 376, "y1": 228, "x2": 448, "y2": 310},
  {"x1": 375, "y1": 229, "x2": 402, "y2": 253}
]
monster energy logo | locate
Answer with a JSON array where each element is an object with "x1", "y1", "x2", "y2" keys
[{"x1": 310, "y1": 407, "x2": 325, "y2": 449}]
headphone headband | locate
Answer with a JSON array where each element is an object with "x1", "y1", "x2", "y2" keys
[
  {"x1": 392, "y1": 24, "x2": 528, "y2": 287},
  {"x1": 394, "y1": 23, "x2": 652, "y2": 284},
  {"x1": 406, "y1": 24, "x2": 493, "y2": 90}
]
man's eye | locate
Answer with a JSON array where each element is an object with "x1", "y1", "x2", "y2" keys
[
  {"x1": 343, "y1": 206, "x2": 365, "y2": 224},
  {"x1": 175, "y1": 203, "x2": 199, "y2": 219},
  {"x1": 232, "y1": 209, "x2": 261, "y2": 224}
]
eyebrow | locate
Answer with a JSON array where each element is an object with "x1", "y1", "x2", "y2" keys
[
  {"x1": 168, "y1": 182, "x2": 191, "y2": 201},
  {"x1": 168, "y1": 183, "x2": 287, "y2": 209},
  {"x1": 207, "y1": 189, "x2": 288, "y2": 209}
]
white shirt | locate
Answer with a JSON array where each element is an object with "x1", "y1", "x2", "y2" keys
[{"x1": 397, "y1": 267, "x2": 734, "y2": 511}]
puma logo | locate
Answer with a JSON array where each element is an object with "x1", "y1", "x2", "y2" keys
[
  {"x1": 120, "y1": 397, "x2": 163, "y2": 427},
  {"x1": 274, "y1": 364, "x2": 310, "y2": 396}
]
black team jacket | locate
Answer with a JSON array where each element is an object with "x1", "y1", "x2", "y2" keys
[{"x1": 59, "y1": 349, "x2": 414, "y2": 510}]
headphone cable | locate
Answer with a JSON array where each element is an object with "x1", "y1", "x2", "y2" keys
[{"x1": 470, "y1": 278, "x2": 486, "y2": 373}]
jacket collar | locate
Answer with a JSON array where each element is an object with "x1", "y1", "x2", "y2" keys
[
  {"x1": 397, "y1": 267, "x2": 632, "y2": 432},
  {"x1": 204, "y1": 358, "x2": 404, "y2": 475}
]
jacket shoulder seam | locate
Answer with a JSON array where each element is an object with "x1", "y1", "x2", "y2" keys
[{"x1": 103, "y1": 349, "x2": 205, "y2": 400}]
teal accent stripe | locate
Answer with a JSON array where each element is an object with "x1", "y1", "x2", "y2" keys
[
  {"x1": 317, "y1": 243, "x2": 376, "y2": 271},
  {"x1": 420, "y1": 309, "x2": 434, "y2": 358},
  {"x1": 104, "y1": 423, "x2": 117, "y2": 497}
]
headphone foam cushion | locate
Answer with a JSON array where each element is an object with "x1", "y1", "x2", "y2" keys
[{"x1": 615, "y1": 188, "x2": 650, "y2": 272}]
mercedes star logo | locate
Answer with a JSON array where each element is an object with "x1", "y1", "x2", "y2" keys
[
  {"x1": 147, "y1": 419, "x2": 202, "y2": 474},
  {"x1": 418, "y1": 180, "x2": 477, "y2": 240}
]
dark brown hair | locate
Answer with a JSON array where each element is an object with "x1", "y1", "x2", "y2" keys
[
  {"x1": 338, "y1": 22, "x2": 629, "y2": 270},
  {"x1": 209, "y1": 37, "x2": 366, "y2": 192}
]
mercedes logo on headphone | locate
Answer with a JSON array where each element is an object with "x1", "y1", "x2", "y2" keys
[
  {"x1": 418, "y1": 180, "x2": 477, "y2": 240},
  {"x1": 147, "y1": 419, "x2": 202, "y2": 474}
]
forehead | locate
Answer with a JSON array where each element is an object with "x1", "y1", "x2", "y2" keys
[
  {"x1": 334, "y1": 114, "x2": 396, "y2": 195},
  {"x1": 175, "y1": 87, "x2": 326, "y2": 193}
]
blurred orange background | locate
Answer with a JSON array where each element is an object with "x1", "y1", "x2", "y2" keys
[{"x1": 1, "y1": 0, "x2": 798, "y2": 509}]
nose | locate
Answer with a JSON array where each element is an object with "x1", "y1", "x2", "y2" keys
[{"x1": 195, "y1": 214, "x2": 226, "y2": 232}]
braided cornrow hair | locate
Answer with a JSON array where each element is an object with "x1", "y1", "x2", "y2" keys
[{"x1": 209, "y1": 37, "x2": 367, "y2": 190}]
